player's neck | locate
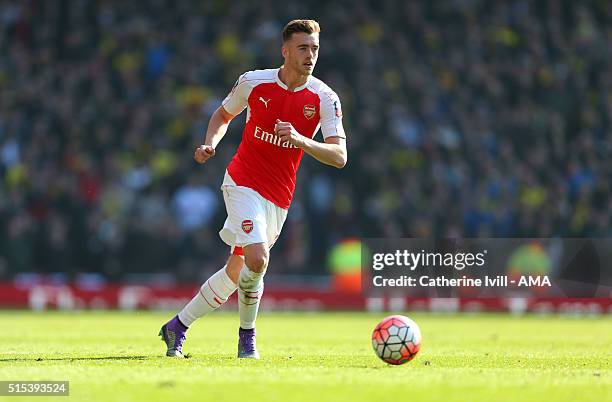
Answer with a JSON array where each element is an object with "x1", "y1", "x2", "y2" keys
[{"x1": 278, "y1": 66, "x2": 308, "y2": 91}]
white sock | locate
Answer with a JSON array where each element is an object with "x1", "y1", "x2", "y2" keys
[
  {"x1": 238, "y1": 266, "x2": 265, "y2": 329},
  {"x1": 178, "y1": 265, "x2": 237, "y2": 327}
]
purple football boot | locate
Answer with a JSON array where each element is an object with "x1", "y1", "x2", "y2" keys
[
  {"x1": 159, "y1": 316, "x2": 188, "y2": 357},
  {"x1": 238, "y1": 327, "x2": 260, "y2": 359}
]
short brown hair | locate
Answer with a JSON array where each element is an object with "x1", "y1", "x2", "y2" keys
[{"x1": 282, "y1": 19, "x2": 320, "y2": 42}]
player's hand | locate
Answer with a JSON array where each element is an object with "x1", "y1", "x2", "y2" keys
[
  {"x1": 194, "y1": 145, "x2": 215, "y2": 164},
  {"x1": 274, "y1": 119, "x2": 304, "y2": 147}
]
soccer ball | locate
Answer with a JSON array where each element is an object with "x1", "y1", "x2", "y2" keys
[{"x1": 371, "y1": 315, "x2": 421, "y2": 365}]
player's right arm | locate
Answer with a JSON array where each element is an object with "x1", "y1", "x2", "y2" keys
[
  {"x1": 194, "y1": 106, "x2": 236, "y2": 164},
  {"x1": 194, "y1": 73, "x2": 250, "y2": 164}
]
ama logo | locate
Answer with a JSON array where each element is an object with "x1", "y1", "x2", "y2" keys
[{"x1": 518, "y1": 276, "x2": 551, "y2": 287}]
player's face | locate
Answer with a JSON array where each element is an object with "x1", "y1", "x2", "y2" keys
[{"x1": 283, "y1": 32, "x2": 319, "y2": 76}]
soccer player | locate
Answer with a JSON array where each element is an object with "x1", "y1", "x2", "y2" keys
[{"x1": 160, "y1": 19, "x2": 347, "y2": 359}]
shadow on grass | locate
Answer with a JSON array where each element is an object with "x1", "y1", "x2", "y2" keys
[{"x1": 0, "y1": 355, "x2": 158, "y2": 362}]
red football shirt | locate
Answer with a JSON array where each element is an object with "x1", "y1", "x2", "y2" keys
[{"x1": 221, "y1": 68, "x2": 346, "y2": 209}]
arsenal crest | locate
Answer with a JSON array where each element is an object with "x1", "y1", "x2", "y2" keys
[
  {"x1": 242, "y1": 219, "x2": 253, "y2": 234},
  {"x1": 303, "y1": 104, "x2": 316, "y2": 120}
]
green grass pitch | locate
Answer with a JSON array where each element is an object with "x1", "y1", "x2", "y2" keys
[{"x1": 0, "y1": 311, "x2": 610, "y2": 402}]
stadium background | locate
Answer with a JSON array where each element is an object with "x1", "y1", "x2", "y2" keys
[{"x1": 0, "y1": 0, "x2": 610, "y2": 311}]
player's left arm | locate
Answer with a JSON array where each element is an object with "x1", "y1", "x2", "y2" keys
[
  {"x1": 275, "y1": 120, "x2": 347, "y2": 168},
  {"x1": 275, "y1": 91, "x2": 347, "y2": 168}
]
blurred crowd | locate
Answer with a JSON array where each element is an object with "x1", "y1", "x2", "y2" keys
[{"x1": 0, "y1": 0, "x2": 610, "y2": 282}]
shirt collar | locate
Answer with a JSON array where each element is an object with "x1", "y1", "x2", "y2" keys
[{"x1": 276, "y1": 68, "x2": 310, "y2": 92}]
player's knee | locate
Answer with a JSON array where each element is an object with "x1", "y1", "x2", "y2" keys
[
  {"x1": 245, "y1": 253, "x2": 268, "y2": 273},
  {"x1": 244, "y1": 245, "x2": 268, "y2": 273},
  {"x1": 225, "y1": 254, "x2": 244, "y2": 284}
]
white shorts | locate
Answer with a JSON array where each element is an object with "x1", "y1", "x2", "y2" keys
[{"x1": 219, "y1": 171, "x2": 288, "y2": 249}]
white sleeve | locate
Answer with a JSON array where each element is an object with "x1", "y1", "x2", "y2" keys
[
  {"x1": 319, "y1": 91, "x2": 346, "y2": 139},
  {"x1": 221, "y1": 73, "x2": 252, "y2": 115}
]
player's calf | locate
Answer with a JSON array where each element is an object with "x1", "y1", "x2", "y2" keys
[
  {"x1": 238, "y1": 244, "x2": 267, "y2": 342},
  {"x1": 161, "y1": 259, "x2": 240, "y2": 358},
  {"x1": 237, "y1": 266, "x2": 265, "y2": 328}
]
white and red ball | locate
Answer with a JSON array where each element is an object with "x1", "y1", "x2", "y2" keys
[{"x1": 372, "y1": 315, "x2": 421, "y2": 365}]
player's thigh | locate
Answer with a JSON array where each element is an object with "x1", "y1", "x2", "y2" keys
[
  {"x1": 266, "y1": 203, "x2": 288, "y2": 249},
  {"x1": 220, "y1": 186, "x2": 268, "y2": 246}
]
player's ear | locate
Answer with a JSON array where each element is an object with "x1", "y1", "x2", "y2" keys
[{"x1": 281, "y1": 45, "x2": 287, "y2": 59}]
